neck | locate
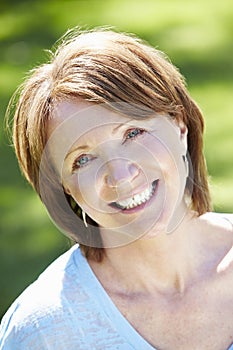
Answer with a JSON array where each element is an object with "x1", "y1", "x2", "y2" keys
[{"x1": 91, "y1": 209, "x2": 204, "y2": 297}]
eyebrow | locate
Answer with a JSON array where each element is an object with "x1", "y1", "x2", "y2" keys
[
  {"x1": 65, "y1": 145, "x2": 89, "y2": 160},
  {"x1": 112, "y1": 123, "x2": 125, "y2": 135},
  {"x1": 112, "y1": 120, "x2": 137, "y2": 135}
]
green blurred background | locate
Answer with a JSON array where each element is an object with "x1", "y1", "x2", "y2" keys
[{"x1": 0, "y1": 0, "x2": 232, "y2": 319}]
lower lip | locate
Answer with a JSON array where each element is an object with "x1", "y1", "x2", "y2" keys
[{"x1": 114, "y1": 180, "x2": 159, "y2": 214}]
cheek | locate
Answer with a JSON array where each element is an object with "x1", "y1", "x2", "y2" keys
[
  {"x1": 142, "y1": 137, "x2": 185, "y2": 190},
  {"x1": 141, "y1": 137, "x2": 175, "y2": 171},
  {"x1": 65, "y1": 169, "x2": 101, "y2": 210}
]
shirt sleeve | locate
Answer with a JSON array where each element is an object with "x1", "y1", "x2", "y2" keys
[{"x1": 0, "y1": 303, "x2": 21, "y2": 350}]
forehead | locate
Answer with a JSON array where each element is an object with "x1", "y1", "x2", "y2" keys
[
  {"x1": 48, "y1": 99, "x2": 171, "y2": 139},
  {"x1": 48, "y1": 100, "x2": 129, "y2": 138}
]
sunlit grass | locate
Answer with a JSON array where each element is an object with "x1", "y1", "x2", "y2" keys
[
  {"x1": 210, "y1": 177, "x2": 233, "y2": 213},
  {"x1": 190, "y1": 83, "x2": 233, "y2": 175},
  {"x1": 189, "y1": 83, "x2": 233, "y2": 213}
]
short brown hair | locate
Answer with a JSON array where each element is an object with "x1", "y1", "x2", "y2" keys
[{"x1": 8, "y1": 28, "x2": 212, "y2": 262}]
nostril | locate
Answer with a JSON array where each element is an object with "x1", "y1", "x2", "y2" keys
[{"x1": 104, "y1": 174, "x2": 116, "y2": 187}]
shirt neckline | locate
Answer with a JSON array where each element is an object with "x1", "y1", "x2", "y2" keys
[{"x1": 73, "y1": 246, "x2": 156, "y2": 350}]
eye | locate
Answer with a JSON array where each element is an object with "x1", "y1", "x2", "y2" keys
[
  {"x1": 125, "y1": 128, "x2": 145, "y2": 141},
  {"x1": 72, "y1": 154, "x2": 92, "y2": 171}
]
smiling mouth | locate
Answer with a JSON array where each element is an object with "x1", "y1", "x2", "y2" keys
[{"x1": 111, "y1": 180, "x2": 158, "y2": 210}]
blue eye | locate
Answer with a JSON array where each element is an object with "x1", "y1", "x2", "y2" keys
[
  {"x1": 78, "y1": 155, "x2": 89, "y2": 165},
  {"x1": 126, "y1": 128, "x2": 145, "y2": 140},
  {"x1": 72, "y1": 154, "x2": 91, "y2": 171}
]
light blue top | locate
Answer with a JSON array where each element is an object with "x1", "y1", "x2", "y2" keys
[{"x1": 0, "y1": 244, "x2": 233, "y2": 350}]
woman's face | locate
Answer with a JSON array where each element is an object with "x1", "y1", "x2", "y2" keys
[{"x1": 46, "y1": 100, "x2": 188, "y2": 247}]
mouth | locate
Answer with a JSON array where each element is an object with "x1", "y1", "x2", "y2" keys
[{"x1": 111, "y1": 180, "x2": 158, "y2": 211}]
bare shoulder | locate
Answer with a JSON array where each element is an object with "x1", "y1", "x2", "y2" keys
[
  {"x1": 197, "y1": 211, "x2": 233, "y2": 272},
  {"x1": 204, "y1": 212, "x2": 233, "y2": 275},
  {"x1": 200, "y1": 211, "x2": 233, "y2": 233},
  {"x1": 223, "y1": 213, "x2": 233, "y2": 226}
]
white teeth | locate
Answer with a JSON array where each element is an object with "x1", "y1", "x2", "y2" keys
[
  {"x1": 117, "y1": 198, "x2": 131, "y2": 207},
  {"x1": 134, "y1": 194, "x2": 141, "y2": 203},
  {"x1": 115, "y1": 182, "x2": 157, "y2": 210}
]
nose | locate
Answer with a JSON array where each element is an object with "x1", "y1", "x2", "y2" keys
[{"x1": 104, "y1": 158, "x2": 139, "y2": 188}]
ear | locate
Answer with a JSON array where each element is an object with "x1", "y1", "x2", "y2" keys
[
  {"x1": 62, "y1": 184, "x2": 71, "y2": 195},
  {"x1": 178, "y1": 119, "x2": 188, "y2": 153}
]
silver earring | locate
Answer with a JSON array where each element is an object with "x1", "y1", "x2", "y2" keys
[
  {"x1": 182, "y1": 154, "x2": 189, "y2": 176},
  {"x1": 82, "y1": 210, "x2": 88, "y2": 228}
]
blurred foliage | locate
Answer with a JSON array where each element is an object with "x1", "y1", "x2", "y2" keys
[{"x1": 0, "y1": 0, "x2": 232, "y2": 319}]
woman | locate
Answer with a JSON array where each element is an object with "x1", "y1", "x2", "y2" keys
[{"x1": 1, "y1": 28, "x2": 233, "y2": 350}]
